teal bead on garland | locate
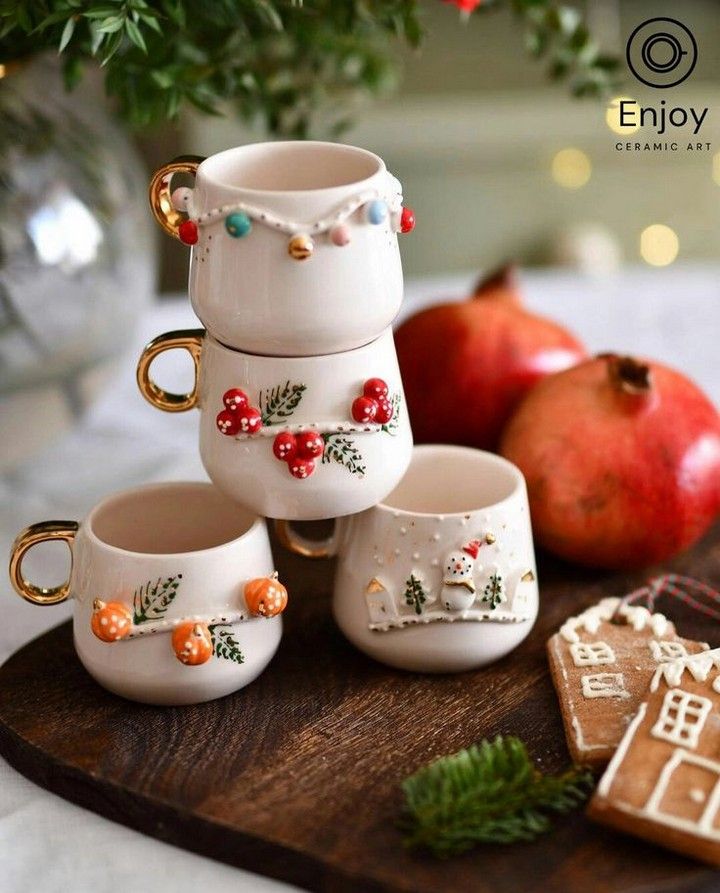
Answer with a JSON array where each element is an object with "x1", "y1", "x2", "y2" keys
[{"x1": 225, "y1": 212, "x2": 252, "y2": 238}]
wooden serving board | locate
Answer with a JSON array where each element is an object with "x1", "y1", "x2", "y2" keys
[{"x1": 1, "y1": 524, "x2": 720, "y2": 893}]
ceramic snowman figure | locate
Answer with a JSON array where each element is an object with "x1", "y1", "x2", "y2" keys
[{"x1": 441, "y1": 540, "x2": 482, "y2": 611}]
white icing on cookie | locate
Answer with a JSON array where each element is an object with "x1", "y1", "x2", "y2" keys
[
  {"x1": 571, "y1": 715, "x2": 609, "y2": 753},
  {"x1": 597, "y1": 702, "x2": 648, "y2": 797},
  {"x1": 650, "y1": 688, "x2": 712, "y2": 749},
  {"x1": 560, "y1": 597, "x2": 669, "y2": 644},
  {"x1": 642, "y1": 748, "x2": 720, "y2": 840},
  {"x1": 650, "y1": 648, "x2": 720, "y2": 692},
  {"x1": 570, "y1": 641, "x2": 616, "y2": 667},
  {"x1": 581, "y1": 673, "x2": 631, "y2": 700},
  {"x1": 649, "y1": 639, "x2": 688, "y2": 662}
]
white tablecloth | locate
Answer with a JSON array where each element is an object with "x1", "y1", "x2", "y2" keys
[{"x1": 1, "y1": 266, "x2": 719, "y2": 892}]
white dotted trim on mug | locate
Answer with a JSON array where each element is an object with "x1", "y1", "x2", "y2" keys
[
  {"x1": 172, "y1": 185, "x2": 416, "y2": 253},
  {"x1": 368, "y1": 609, "x2": 531, "y2": 632}
]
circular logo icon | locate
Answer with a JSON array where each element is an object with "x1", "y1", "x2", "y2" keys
[{"x1": 626, "y1": 18, "x2": 697, "y2": 88}]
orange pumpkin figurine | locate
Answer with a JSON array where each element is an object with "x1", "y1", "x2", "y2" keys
[
  {"x1": 91, "y1": 599, "x2": 133, "y2": 642},
  {"x1": 172, "y1": 622, "x2": 213, "y2": 665},
  {"x1": 244, "y1": 573, "x2": 288, "y2": 617}
]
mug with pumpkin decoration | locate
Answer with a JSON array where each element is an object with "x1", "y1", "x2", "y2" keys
[
  {"x1": 136, "y1": 326, "x2": 414, "y2": 521},
  {"x1": 277, "y1": 445, "x2": 539, "y2": 673},
  {"x1": 148, "y1": 141, "x2": 415, "y2": 357},
  {"x1": 9, "y1": 482, "x2": 287, "y2": 705}
]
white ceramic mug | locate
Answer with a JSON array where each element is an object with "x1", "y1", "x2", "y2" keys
[
  {"x1": 137, "y1": 327, "x2": 413, "y2": 521},
  {"x1": 278, "y1": 445, "x2": 539, "y2": 673},
  {"x1": 9, "y1": 482, "x2": 286, "y2": 705},
  {"x1": 148, "y1": 142, "x2": 413, "y2": 356}
]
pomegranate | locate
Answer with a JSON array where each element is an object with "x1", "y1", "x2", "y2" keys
[
  {"x1": 500, "y1": 354, "x2": 720, "y2": 569},
  {"x1": 395, "y1": 265, "x2": 586, "y2": 450}
]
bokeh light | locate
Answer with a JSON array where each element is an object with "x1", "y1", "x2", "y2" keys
[
  {"x1": 551, "y1": 148, "x2": 592, "y2": 190},
  {"x1": 712, "y1": 152, "x2": 720, "y2": 186},
  {"x1": 640, "y1": 224, "x2": 679, "y2": 266},
  {"x1": 606, "y1": 96, "x2": 640, "y2": 135}
]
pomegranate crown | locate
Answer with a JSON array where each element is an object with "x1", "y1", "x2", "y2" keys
[{"x1": 463, "y1": 540, "x2": 482, "y2": 560}]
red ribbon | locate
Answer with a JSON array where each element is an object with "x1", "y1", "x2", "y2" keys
[{"x1": 622, "y1": 574, "x2": 720, "y2": 622}]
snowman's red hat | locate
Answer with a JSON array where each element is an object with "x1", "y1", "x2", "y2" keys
[{"x1": 462, "y1": 540, "x2": 482, "y2": 560}]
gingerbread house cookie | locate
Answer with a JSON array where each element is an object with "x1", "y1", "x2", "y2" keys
[
  {"x1": 589, "y1": 648, "x2": 720, "y2": 866},
  {"x1": 548, "y1": 598, "x2": 708, "y2": 768}
]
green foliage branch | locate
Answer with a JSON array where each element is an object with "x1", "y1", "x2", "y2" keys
[
  {"x1": 0, "y1": 1, "x2": 619, "y2": 135},
  {"x1": 132, "y1": 574, "x2": 181, "y2": 624},
  {"x1": 209, "y1": 623, "x2": 245, "y2": 663}
]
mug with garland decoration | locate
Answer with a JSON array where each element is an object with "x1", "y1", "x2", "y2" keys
[
  {"x1": 277, "y1": 445, "x2": 539, "y2": 673},
  {"x1": 8, "y1": 482, "x2": 287, "y2": 705},
  {"x1": 148, "y1": 141, "x2": 415, "y2": 357},
  {"x1": 136, "y1": 326, "x2": 413, "y2": 521}
]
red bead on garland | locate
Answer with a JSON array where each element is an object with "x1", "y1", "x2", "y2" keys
[
  {"x1": 400, "y1": 207, "x2": 415, "y2": 234},
  {"x1": 178, "y1": 220, "x2": 199, "y2": 245}
]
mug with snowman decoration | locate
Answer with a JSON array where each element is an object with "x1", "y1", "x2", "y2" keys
[
  {"x1": 9, "y1": 482, "x2": 287, "y2": 705},
  {"x1": 137, "y1": 327, "x2": 413, "y2": 521},
  {"x1": 148, "y1": 141, "x2": 415, "y2": 357},
  {"x1": 277, "y1": 445, "x2": 539, "y2": 673}
]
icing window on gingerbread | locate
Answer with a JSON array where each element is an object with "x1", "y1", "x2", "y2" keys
[
  {"x1": 651, "y1": 689, "x2": 712, "y2": 750},
  {"x1": 649, "y1": 640, "x2": 688, "y2": 662},
  {"x1": 581, "y1": 673, "x2": 630, "y2": 699},
  {"x1": 570, "y1": 641, "x2": 616, "y2": 667}
]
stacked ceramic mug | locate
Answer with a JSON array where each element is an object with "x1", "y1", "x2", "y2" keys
[
  {"x1": 141, "y1": 143, "x2": 414, "y2": 521},
  {"x1": 9, "y1": 142, "x2": 539, "y2": 705}
]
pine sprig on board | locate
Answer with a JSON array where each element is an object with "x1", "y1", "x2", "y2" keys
[
  {"x1": 132, "y1": 575, "x2": 181, "y2": 625},
  {"x1": 322, "y1": 434, "x2": 366, "y2": 476},
  {"x1": 209, "y1": 624, "x2": 245, "y2": 664},
  {"x1": 400, "y1": 736, "x2": 593, "y2": 857},
  {"x1": 259, "y1": 381, "x2": 306, "y2": 426}
]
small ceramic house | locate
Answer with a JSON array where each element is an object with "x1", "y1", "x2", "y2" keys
[
  {"x1": 365, "y1": 578, "x2": 399, "y2": 625},
  {"x1": 547, "y1": 598, "x2": 707, "y2": 767},
  {"x1": 589, "y1": 649, "x2": 720, "y2": 866}
]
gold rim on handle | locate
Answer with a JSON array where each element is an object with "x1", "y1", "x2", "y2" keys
[
  {"x1": 148, "y1": 155, "x2": 205, "y2": 239},
  {"x1": 9, "y1": 521, "x2": 79, "y2": 605},
  {"x1": 136, "y1": 329, "x2": 205, "y2": 412},
  {"x1": 274, "y1": 520, "x2": 338, "y2": 559}
]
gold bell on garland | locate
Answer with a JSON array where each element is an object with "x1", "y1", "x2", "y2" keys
[{"x1": 288, "y1": 234, "x2": 314, "y2": 261}]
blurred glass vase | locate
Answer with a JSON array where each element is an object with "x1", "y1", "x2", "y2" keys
[{"x1": 0, "y1": 56, "x2": 156, "y2": 468}]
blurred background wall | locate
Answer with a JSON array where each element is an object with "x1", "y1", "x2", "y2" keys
[{"x1": 141, "y1": 0, "x2": 720, "y2": 293}]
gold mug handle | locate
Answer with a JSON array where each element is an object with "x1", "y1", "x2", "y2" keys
[
  {"x1": 9, "y1": 521, "x2": 79, "y2": 605},
  {"x1": 136, "y1": 329, "x2": 205, "y2": 412},
  {"x1": 274, "y1": 520, "x2": 343, "y2": 560},
  {"x1": 148, "y1": 155, "x2": 205, "y2": 239}
]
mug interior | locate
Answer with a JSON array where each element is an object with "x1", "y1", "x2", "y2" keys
[
  {"x1": 382, "y1": 446, "x2": 523, "y2": 515},
  {"x1": 89, "y1": 483, "x2": 257, "y2": 554},
  {"x1": 200, "y1": 141, "x2": 382, "y2": 193}
]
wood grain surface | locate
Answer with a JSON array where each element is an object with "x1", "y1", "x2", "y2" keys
[{"x1": 1, "y1": 523, "x2": 720, "y2": 893}]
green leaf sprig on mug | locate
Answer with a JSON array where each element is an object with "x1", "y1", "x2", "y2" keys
[{"x1": 1, "y1": 1, "x2": 619, "y2": 136}]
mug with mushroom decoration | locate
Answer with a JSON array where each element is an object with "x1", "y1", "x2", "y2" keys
[
  {"x1": 136, "y1": 326, "x2": 413, "y2": 521},
  {"x1": 8, "y1": 482, "x2": 287, "y2": 705}
]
